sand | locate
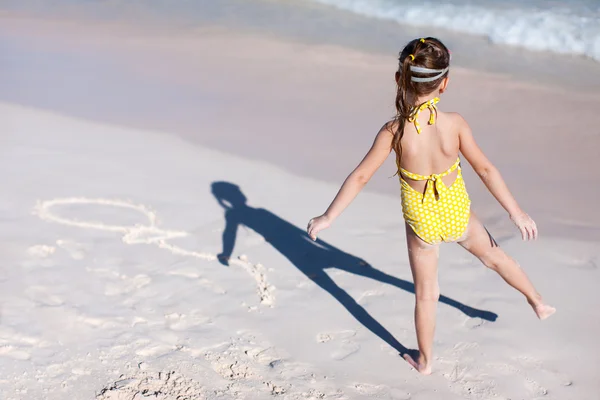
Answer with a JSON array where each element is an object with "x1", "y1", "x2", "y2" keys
[{"x1": 1, "y1": 12, "x2": 599, "y2": 400}]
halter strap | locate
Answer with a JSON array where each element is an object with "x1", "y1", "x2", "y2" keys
[
  {"x1": 407, "y1": 97, "x2": 440, "y2": 134},
  {"x1": 399, "y1": 158, "x2": 461, "y2": 181},
  {"x1": 399, "y1": 158, "x2": 461, "y2": 203}
]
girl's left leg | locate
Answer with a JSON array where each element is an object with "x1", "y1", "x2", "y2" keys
[{"x1": 457, "y1": 213, "x2": 556, "y2": 320}]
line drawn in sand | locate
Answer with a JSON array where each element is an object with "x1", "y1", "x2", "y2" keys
[{"x1": 33, "y1": 197, "x2": 275, "y2": 306}]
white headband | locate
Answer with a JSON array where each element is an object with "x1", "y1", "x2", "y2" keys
[{"x1": 410, "y1": 65, "x2": 449, "y2": 82}]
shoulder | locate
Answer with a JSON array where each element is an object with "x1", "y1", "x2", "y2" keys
[
  {"x1": 442, "y1": 111, "x2": 468, "y2": 127},
  {"x1": 440, "y1": 112, "x2": 472, "y2": 135},
  {"x1": 380, "y1": 119, "x2": 400, "y2": 137}
]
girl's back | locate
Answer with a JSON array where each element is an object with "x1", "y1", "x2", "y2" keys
[{"x1": 399, "y1": 110, "x2": 462, "y2": 192}]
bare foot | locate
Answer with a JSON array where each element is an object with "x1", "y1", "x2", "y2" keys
[
  {"x1": 403, "y1": 353, "x2": 432, "y2": 375},
  {"x1": 532, "y1": 303, "x2": 556, "y2": 320}
]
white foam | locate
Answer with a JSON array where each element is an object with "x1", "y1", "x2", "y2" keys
[{"x1": 309, "y1": 0, "x2": 600, "y2": 62}]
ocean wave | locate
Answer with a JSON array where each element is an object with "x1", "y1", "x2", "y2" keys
[{"x1": 308, "y1": 0, "x2": 600, "y2": 62}]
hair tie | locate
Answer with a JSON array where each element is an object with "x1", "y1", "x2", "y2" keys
[
  {"x1": 410, "y1": 65, "x2": 450, "y2": 82},
  {"x1": 420, "y1": 38, "x2": 426, "y2": 43},
  {"x1": 409, "y1": 54, "x2": 415, "y2": 61}
]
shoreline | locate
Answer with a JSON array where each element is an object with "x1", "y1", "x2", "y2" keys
[{"x1": 2, "y1": 1, "x2": 600, "y2": 92}]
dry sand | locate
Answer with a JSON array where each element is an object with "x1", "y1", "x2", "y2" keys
[{"x1": 1, "y1": 14, "x2": 599, "y2": 400}]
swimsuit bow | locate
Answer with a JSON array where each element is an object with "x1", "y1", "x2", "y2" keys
[{"x1": 424, "y1": 173, "x2": 448, "y2": 203}]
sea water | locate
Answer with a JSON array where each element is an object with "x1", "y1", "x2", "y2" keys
[{"x1": 305, "y1": 0, "x2": 600, "y2": 62}]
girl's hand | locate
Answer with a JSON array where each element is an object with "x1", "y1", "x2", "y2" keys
[
  {"x1": 307, "y1": 215, "x2": 331, "y2": 241},
  {"x1": 510, "y1": 212, "x2": 538, "y2": 241}
]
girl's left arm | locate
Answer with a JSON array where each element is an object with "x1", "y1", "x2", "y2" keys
[
  {"x1": 457, "y1": 114, "x2": 537, "y2": 240},
  {"x1": 307, "y1": 123, "x2": 393, "y2": 240}
]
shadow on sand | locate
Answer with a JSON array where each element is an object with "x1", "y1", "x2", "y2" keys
[{"x1": 212, "y1": 181, "x2": 497, "y2": 355}]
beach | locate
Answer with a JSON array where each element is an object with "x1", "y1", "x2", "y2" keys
[{"x1": 1, "y1": 2, "x2": 599, "y2": 399}]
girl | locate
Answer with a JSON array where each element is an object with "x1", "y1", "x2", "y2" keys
[{"x1": 307, "y1": 37, "x2": 555, "y2": 375}]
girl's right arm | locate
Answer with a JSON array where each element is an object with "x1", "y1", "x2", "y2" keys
[
  {"x1": 307, "y1": 123, "x2": 394, "y2": 241},
  {"x1": 457, "y1": 115, "x2": 537, "y2": 240}
]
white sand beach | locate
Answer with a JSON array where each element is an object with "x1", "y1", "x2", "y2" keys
[{"x1": 1, "y1": 9, "x2": 599, "y2": 400}]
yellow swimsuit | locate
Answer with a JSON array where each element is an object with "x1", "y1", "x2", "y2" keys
[{"x1": 399, "y1": 98, "x2": 471, "y2": 245}]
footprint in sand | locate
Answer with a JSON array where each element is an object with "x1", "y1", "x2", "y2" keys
[
  {"x1": 459, "y1": 378, "x2": 497, "y2": 399},
  {"x1": 441, "y1": 353, "x2": 573, "y2": 399},
  {"x1": 26, "y1": 244, "x2": 56, "y2": 258},
  {"x1": 25, "y1": 286, "x2": 65, "y2": 306},
  {"x1": 24, "y1": 244, "x2": 58, "y2": 268},
  {"x1": 135, "y1": 342, "x2": 181, "y2": 358},
  {"x1": 524, "y1": 377, "x2": 549, "y2": 397},
  {"x1": 438, "y1": 360, "x2": 498, "y2": 399},
  {"x1": 86, "y1": 267, "x2": 121, "y2": 280},
  {"x1": 481, "y1": 361, "x2": 550, "y2": 399},
  {"x1": 0, "y1": 345, "x2": 31, "y2": 361},
  {"x1": 164, "y1": 311, "x2": 211, "y2": 331},
  {"x1": 76, "y1": 314, "x2": 125, "y2": 330},
  {"x1": 514, "y1": 355, "x2": 574, "y2": 389},
  {"x1": 316, "y1": 330, "x2": 360, "y2": 360},
  {"x1": 451, "y1": 342, "x2": 480, "y2": 355},
  {"x1": 167, "y1": 268, "x2": 227, "y2": 295},
  {"x1": 56, "y1": 239, "x2": 87, "y2": 260},
  {"x1": 72, "y1": 367, "x2": 92, "y2": 376},
  {"x1": 316, "y1": 330, "x2": 356, "y2": 343},
  {"x1": 568, "y1": 256, "x2": 597, "y2": 270},
  {"x1": 104, "y1": 274, "x2": 151, "y2": 297},
  {"x1": 439, "y1": 343, "x2": 501, "y2": 398},
  {"x1": 0, "y1": 330, "x2": 46, "y2": 361},
  {"x1": 353, "y1": 383, "x2": 388, "y2": 396},
  {"x1": 330, "y1": 341, "x2": 361, "y2": 361},
  {"x1": 45, "y1": 363, "x2": 68, "y2": 379},
  {"x1": 354, "y1": 383, "x2": 413, "y2": 399}
]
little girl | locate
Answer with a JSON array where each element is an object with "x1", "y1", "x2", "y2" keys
[{"x1": 307, "y1": 37, "x2": 555, "y2": 375}]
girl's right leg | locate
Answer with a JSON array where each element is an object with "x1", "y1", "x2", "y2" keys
[
  {"x1": 403, "y1": 223, "x2": 440, "y2": 375},
  {"x1": 457, "y1": 213, "x2": 556, "y2": 320}
]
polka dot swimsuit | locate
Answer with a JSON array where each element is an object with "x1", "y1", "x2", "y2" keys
[
  {"x1": 399, "y1": 159, "x2": 471, "y2": 244},
  {"x1": 398, "y1": 98, "x2": 471, "y2": 245}
]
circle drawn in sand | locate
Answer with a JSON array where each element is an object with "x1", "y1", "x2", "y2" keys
[
  {"x1": 34, "y1": 197, "x2": 275, "y2": 306},
  {"x1": 34, "y1": 198, "x2": 201, "y2": 255}
]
